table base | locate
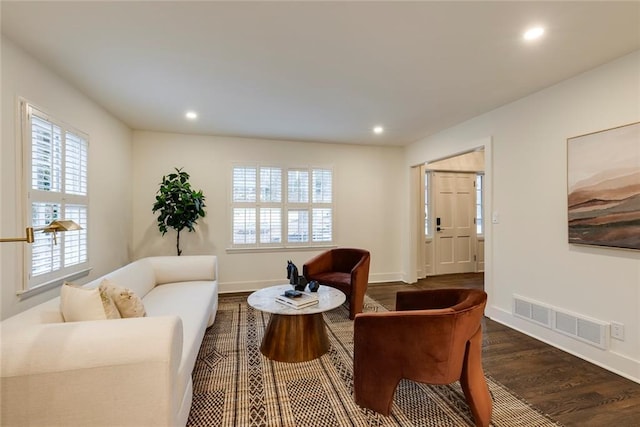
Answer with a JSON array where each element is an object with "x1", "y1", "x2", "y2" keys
[{"x1": 260, "y1": 313, "x2": 330, "y2": 362}]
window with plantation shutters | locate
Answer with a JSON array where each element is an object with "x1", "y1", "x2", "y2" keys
[
  {"x1": 424, "y1": 171, "x2": 431, "y2": 236},
  {"x1": 65, "y1": 133, "x2": 88, "y2": 195},
  {"x1": 22, "y1": 103, "x2": 89, "y2": 291},
  {"x1": 231, "y1": 165, "x2": 333, "y2": 249},
  {"x1": 311, "y1": 169, "x2": 332, "y2": 242}
]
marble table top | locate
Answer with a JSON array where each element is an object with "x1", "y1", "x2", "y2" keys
[{"x1": 247, "y1": 284, "x2": 346, "y2": 316}]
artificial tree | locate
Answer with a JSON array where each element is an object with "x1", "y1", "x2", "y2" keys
[{"x1": 152, "y1": 167, "x2": 206, "y2": 256}]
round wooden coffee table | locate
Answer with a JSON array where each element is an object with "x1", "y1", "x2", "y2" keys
[{"x1": 247, "y1": 284, "x2": 346, "y2": 363}]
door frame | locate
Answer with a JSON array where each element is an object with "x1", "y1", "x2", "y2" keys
[{"x1": 408, "y1": 137, "x2": 493, "y2": 296}]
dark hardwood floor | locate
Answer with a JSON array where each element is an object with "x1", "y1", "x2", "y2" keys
[{"x1": 367, "y1": 274, "x2": 640, "y2": 427}]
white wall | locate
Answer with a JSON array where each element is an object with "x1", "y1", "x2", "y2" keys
[
  {"x1": 0, "y1": 37, "x2": 133, "y2": 319},
  {"x1": 132, "y1": 131, "x2": 404, "y2": 292},
  {"x1": 406, "y1": 50, "x2": 640, "y2": 382},
  {"x1": 426, "y1": 150, "x2": 484, "y2": 172}
]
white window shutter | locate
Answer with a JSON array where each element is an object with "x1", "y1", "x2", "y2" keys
[{"x1": 25, "y1": 105, "x2": 90, "y2": 289}]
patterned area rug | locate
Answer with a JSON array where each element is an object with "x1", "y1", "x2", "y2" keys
[{"x1": 188, "y1": 295, "x2": 562, "y2": 427}]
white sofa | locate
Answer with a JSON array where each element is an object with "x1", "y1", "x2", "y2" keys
[{"x1": 1, "y1": 255, "x2": 218, "y2": 427}]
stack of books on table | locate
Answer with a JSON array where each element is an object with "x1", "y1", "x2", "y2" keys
[{"x1": 275, "y1": 291, "x2": 319, "y2": 309}]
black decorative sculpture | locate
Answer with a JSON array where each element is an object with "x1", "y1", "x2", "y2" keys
[
  {"x1": 286, "y1": 260, "x2": 298, "y2": 285},
  {"x1": 287, "y1": 260, "x2": 308, "y2": 291},
  {"x1": 296, "y1": 276, "x2": 308, "y2": 292}
]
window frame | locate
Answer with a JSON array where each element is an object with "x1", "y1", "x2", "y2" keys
[
  {"x1": 229, "y1": 163, "x2": 334, "y2": 251},
  {"x1": 476, "y1": 173, "x2": 484, "y2": 236},
  {"x1": 424, "y1": 170, "x2": 431, "y2": 237},
  {"x1": 19, "y1": 101, "x2": 91, "y2": 295}
]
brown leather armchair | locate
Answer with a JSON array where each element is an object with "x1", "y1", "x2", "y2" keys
[
  {"x1": 353, "y1": 288, "x2": 492, "y2": 427},
  {"x1": 303, "y1": 248, "x2": 370, "y2": 320}
]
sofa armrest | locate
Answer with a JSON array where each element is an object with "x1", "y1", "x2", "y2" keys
[{"x1": 1, "y1": 316, "x2": 183, "y2": 427}]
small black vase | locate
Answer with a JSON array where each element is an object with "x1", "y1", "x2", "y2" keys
[{"x1": 308, "y1": 280, "x2": 320, "y2": 292}]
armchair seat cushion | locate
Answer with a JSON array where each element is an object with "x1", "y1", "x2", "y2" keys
[{"x1": 310, "y1": 272, "x2": 351, "y2": 294}]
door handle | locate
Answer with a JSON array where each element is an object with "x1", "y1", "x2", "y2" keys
[{"x1": 436, "y1": 217, "x2": 441, "y2": 232}]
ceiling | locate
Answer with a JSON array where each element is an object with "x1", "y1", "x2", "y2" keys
[{"x1": 2, "y1": 1, "x2": 639, "y2": 146}]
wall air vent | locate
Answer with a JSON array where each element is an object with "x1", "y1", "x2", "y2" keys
[
  {"x1": 513, "y1": 295, "x2": 608, "y2": 350},
  {"x1": 553, "y1": 309, "x2": 608, "y2": 349},
  {"x1": 512, "y1": 295, "x2": 552, "y2": 328}
]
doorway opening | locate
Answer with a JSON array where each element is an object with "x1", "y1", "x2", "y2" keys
[{"x1": 411, "y1": 140, "x2": 491, "y2": 294}]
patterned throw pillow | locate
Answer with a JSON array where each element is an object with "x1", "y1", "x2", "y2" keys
[
  {"x1": 60, "y1": 282, "x2": 121, "y2": 322},
  {"x1": 100, "y1": 279, "x2": 146, "y2": 318}
]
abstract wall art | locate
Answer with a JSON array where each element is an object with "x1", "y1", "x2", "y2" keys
[{"x1": 567, "y1": 122, "x2": 640, "y2": 250}]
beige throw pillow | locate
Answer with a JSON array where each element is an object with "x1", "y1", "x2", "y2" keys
[
  {"x1": 100, "y1": 279, "x2": 146, "y2": 318},
  {"x1": 60, "y1": 282, "x2": 121, "y2": 322}
]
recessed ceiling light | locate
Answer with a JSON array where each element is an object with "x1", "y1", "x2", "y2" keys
[
  {"x1": 185, "y1": 111, "x2": 198, "y2": 120},
  {"x1": 373, "y1": 126, "x2": 384, "y2": 134},
  {"x1": 523, "y1": 26, "x2": 545, "y2": 41}
]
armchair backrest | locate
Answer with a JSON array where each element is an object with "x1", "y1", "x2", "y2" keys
[
  {"x1": 355, "y1": 288, "x2": 486, "y2": 384},
  {"x1": 396, "y1": 288, "x2": 485, "y2": 312},
  {"x1": 329, "y1": 248, "x2": 370, "y2": 273}
]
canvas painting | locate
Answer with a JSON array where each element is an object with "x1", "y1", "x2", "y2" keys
[{"x1": 567, "y1": 122, "x2": 640, "y2": 250}]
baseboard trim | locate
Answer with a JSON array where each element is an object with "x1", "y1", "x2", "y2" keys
[{"x1": 486, "y1": 305, "x2": 640, "y2": 384}]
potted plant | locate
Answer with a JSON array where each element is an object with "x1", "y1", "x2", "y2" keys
[{"x1": 152, "y1": 167, "x2": 206, "y2": 256}]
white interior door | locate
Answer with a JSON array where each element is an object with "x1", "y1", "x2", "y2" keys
[{"x1": 434, "y1": 172, "x2": 476, "y2": 274}]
